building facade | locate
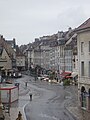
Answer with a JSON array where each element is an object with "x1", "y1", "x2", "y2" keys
[
  {"x1": 0, "y1": 35, "x2": 17, "y2": 76},
  {"x1": 77, "y1": 18, "x2": 90, "y2": 111},
  {"x1": 0, "y1": 47, "x2": 12, "y2": 71}
]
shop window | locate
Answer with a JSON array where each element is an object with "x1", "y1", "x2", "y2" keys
[
  {"x1": 81, "y1": 86, "x2": 87, "y2": 109},
  {"x1": 88, "y1": 89, "x2": 90, "y2": 110}
]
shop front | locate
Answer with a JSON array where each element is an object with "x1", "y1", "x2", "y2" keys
[{"x1": 80, "y1": 86, "x2": 90, "y2": 111}]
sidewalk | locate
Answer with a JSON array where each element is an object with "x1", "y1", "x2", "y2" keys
[
  {"x1": 67, "y1": 106, "x2": 90, "y2": 120},
  {"x1": 3, "y1": 107, "x2": 26, "y2": 120},
  {"x1": 4, "y1": 77, "x2": 38, "y2": 120},
  {"x1": 4, "y1": 84, "x2": 29, "y2": 120}
]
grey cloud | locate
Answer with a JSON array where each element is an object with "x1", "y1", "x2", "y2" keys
[
  {"x1": 57, "y1": 6, "x2": 87, "y2": 30},
  {"x1": 0, "y1": 0, "x2": 90, "y2": 45}
]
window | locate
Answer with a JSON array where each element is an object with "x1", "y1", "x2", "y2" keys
[
  {"x1": 89, "y1": 41, "x2": 90, "y2": 52},
  {"x1": 89, "y1": 61, "x2": 90, "y2": 77},
  {"x1": 81, "y1": 42, "x2": 84, "y2": 53},
  {"x1": 81, "y1": 61, "x2": 84, "y2": 76}
]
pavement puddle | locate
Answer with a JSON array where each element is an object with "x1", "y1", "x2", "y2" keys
[{"x1": 39, "y1": 113, "x2": 59, "y2": 120}]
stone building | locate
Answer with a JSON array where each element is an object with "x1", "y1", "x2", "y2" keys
[
  {"x1": 40, "y1": 39, "x2": 51, "y2": 70},
  {"x1": 0, "y1": 35, "x2": 16, "y2": 76},
  {"x1": 65, "y1": 33, "x2": 77, "y2": 72},
  {"x1": 76, "y1": 18, "x2": 90, "y2": 111},
  {"x1": 49, "y1": 40, "x2": 57, "y2": 71},
  {"x1": 54, "y1": 29, "x2": 74, "y2": 73},
  {"x1": 16, "y1": 45, "x2": 25, "y2": 71},
  {"x1": 0, "y1": 46, "x2": 12, "y2": 71}
]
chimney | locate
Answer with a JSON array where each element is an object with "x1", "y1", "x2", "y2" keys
[
  {"x1": 68, "y1": 27, "x2": 72, "y2": 33},
  {"x1": 13, "y1": 38, "x2": 16, "y2": 48},
  {"x1": 57, "y1": 31, "x2": 63, "y2": 40},
  {"x1": 35, "y1": 38, "x2": 39, "y2": 42},
  {"x1": 13, "y1": 38, "x2": 15, "y2": 42},
  {"x1": 0, "y1": 35, "x2": 3, "y2": 39}
]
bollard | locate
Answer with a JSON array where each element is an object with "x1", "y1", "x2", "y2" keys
[{"x1": 29, "y1": 93, "x2": 32, "y2": 101}]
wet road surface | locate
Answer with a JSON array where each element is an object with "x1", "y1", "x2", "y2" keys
[{"x1": 24, "y1": 78, "x2": 77, "y2": 120}]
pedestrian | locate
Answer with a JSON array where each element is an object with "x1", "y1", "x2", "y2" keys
[
  {"x1": 16, "y1": 111, "x2": 23, "y2": 120},
  {"x1": 25, "y1": 82, "x2": 27, "y2": 88},
  {"x1": 57, "y1": 77, "x2": 58, "y2": 82},
  {"x1": 29, "y1": 93, "x2": 32, "y2": 101}
]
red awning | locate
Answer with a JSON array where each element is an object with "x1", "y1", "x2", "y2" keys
[
  {"x1": 60, "y1": 71, "x2": 71, "y2": 77},
  {"x1": 65, "y1": 76, "x2": 72, "y2": 79}
]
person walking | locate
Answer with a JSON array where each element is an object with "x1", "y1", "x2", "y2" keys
[{"x1": 16, "y1": 111, "x2": 23, "y2": 120}]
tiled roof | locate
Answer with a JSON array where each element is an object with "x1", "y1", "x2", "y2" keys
[
  {"x1": 0, "y1": 36, "x2": 15, "y2": 58},
  {"x1": 76, "y1": 18, "x2": 90, "y2": 31},
  {"x1": 49, "y1": 40, "x2": 58, "y2": 47},
  {"x1": 16, "y1": 45, "x2": 25, "y2": 56}
]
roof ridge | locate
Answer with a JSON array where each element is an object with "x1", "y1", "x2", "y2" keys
[{"x1": 77, "y1": 18, "x2": 90, "y2": 30}]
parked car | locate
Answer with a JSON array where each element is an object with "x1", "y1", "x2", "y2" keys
[
  {"x1": 13, "y1": 72, "x2": 22, "y2": 78},
  {"x1": 43, "y1": 77, "x2": 49, "y2": 81},
  {"x1": 38, "y1": 76, "x2": 45, "y2": 81},
  {"x1": 18, "y1": 72, "x2": 22, "y2": 78}
]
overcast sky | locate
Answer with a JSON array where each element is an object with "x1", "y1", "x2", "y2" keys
[{"x1": 0, "y1": 0, "x2": 90, "y2": 45}]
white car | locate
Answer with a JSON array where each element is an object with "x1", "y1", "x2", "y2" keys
[
  {"x1": 43, "y1": 77, "x2": 49, "y2": 81},
  {"x1": 18, "y1": 73, "x2": 22, "y2": 78}
]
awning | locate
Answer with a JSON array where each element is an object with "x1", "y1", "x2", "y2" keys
[
  {"x1": 71, "y1": 72, "x2": 78, "y2": 78},
  {"x1": 65, "y1": 76, "x2": 72, "y2": 79},
  {"x1": 60, "y1": 71, "x2": 71, "y2": 77},
  {"x1": 60, "y1": 71, "x2": 72, "y2": 79}
]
